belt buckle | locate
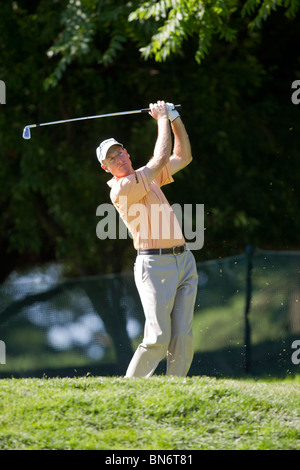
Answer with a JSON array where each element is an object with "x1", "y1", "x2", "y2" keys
[{"x1": 173, "y1": 245, "x2": 182, "y2": 255}]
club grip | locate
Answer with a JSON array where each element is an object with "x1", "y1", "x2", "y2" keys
[{"x1": 141, "y1": 104, "x2": 182, "y2": 113}]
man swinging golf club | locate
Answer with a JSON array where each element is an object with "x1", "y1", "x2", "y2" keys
[{"x1": 96, "y1": 100, "x2": 198, "y2": 378}]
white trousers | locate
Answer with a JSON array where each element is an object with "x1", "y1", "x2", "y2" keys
[{"x1": 125, "y1": 250, "x2": 198, "y2": 378}]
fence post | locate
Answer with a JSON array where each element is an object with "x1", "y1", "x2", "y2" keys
[{"x1": 244, "y1": 245, "x2": 255, "y2": 373}]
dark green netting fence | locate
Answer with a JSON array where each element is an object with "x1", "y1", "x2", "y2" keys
[{"x1": 0, "y1": 248, "x2": 299, "y2": 378}]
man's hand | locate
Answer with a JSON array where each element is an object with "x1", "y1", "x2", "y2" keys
[
  {"x1": 148, "y1": 100, "x2": 169, "y2": 121},
  {"x1": 166, "y1": 102, "x2": 180, "y2": 122}
]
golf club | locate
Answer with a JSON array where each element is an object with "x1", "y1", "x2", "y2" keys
[{"x1": 22, "y1": 104, "x2": 182, "y2": 140}]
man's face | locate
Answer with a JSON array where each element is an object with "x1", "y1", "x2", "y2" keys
[{"x1": 102, "y1": 145, "x2": 134, "y2": 178}]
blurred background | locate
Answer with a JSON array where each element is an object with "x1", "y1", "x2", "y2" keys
[{"x1": 0, "y1": 0, "x2": 299, "y2": 378}]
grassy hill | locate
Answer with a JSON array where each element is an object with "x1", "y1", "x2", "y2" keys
[{"x1": 0, "y1": 375, "x2": 299, "y2": 450}]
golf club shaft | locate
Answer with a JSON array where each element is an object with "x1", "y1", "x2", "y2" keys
[{"x1": 23, "y1": 105, "x2": 182, "y2": 139}]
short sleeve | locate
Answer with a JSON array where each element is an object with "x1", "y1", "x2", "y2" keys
[
  {"x1": 154, "y1": 163, "x2": 174, "y2": 187},
  {"x1": 110, "y1": 169, "x2": 149, "y2": 210}
]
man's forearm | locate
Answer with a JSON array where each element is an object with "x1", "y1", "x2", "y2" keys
[
  {"x1": 153, "y1": 117, "x2": 171, "y2": 165},
  {"x1": 171, "y1": 117, "x2": 192, "y2": 163},
  {"x1": 143, "y1": 116, "x2": 171, "y2": 183}
]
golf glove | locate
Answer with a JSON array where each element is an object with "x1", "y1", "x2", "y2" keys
[{"x1": 166, "y1": 102, "x2": 180, "y2": 122}]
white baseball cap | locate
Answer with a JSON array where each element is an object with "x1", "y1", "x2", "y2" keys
[{"x1": 96, "y1": 138, "x2": 123, "y2": 164}]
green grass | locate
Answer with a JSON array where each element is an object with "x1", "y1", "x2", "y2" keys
[{"x1": 0, "y1": 375, "x2": 299, "y2": 450}]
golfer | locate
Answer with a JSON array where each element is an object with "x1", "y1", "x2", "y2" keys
[{"x1": 96, "y1": 100, "x2": 198, "y2": 377}]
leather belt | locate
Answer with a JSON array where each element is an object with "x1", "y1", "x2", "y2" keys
[{"x1": 137, "y1": 244, "x2": 186, "y2": 256}]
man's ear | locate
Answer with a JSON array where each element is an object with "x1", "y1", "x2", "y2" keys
[{"x1": 101, "y1": 164, "x2": 111, "y2": 173}]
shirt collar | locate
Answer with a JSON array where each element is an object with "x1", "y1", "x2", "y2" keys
[
  {"x1": 107, "y1": 176, "x2": 117, "y2": 188},
  {"x1": 107, "y1": 171, "x2": 136, "y2": 187}
]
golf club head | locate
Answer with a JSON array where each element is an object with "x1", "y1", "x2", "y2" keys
[{"x1": 23, "y1": 126, "x2": 31, "y2": 139}]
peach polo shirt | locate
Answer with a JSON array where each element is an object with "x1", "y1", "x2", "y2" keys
[{"x1": 107, "y1": 163, "x2": 185, "y2": 250}]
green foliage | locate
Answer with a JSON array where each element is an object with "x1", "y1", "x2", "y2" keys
[
  {"x1": 129, "y1": 0, "x2": 239, "y2": 63},
  {"x1": 1, "y1": 0, "x2": 300, "y2": 280},
  {"x1": 128, "y1": 0, "x2": 299, "y2": 63},
  {"x1": 45, "y1": 0, "x2": 136, "y2": 89},
  {"x1": 242, "y1": 0, "x2": 300, "y2": 26},
  {"x1": 44, "y1": 0, "x2": 97, "y2": 89},
  {"x1": 44, "y1": 0, "x2": 300, "y2": 81}
]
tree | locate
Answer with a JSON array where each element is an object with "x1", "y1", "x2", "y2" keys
[
  {"x1": 0, "y1": 0, "x2": 300, "y2": 283},
  {"x1": 45, "y1": 0, "x2": 300, "y2": 86}
]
